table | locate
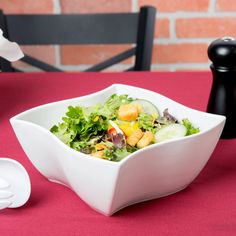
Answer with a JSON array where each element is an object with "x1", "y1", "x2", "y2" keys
[{"x1": 0, "y1": 72, "x2": 235, "y2": 236}]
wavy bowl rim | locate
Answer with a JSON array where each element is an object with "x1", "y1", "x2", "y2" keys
[{"x1": 10, "y1": 83, "x2": 226, "y2": 166}]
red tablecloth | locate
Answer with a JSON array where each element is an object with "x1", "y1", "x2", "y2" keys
[{"x1": 0, "y1": 72, "x2": 235, "y2": 236}]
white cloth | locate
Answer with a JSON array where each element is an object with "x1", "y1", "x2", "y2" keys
[{"x1": 0, "y1": 29, "x2": 24, "y2": 62}]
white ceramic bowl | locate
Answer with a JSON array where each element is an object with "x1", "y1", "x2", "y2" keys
[{"x1": 10, "y1": 84, "x2": 225, "y2": 216}]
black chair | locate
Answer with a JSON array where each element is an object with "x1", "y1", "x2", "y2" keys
[{"x1": 0, "y1": 6, "x2": 156, "y2": 72}]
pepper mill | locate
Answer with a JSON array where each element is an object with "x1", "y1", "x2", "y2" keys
[{"x1": 207, "y1": 36, "x2": 236, "y2": 139}]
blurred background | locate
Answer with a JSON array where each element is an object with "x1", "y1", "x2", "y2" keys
[{"x1": 1, "y1": 0, "x2": 236, "y2": 72}]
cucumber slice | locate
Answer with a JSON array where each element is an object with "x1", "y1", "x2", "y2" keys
[
  {"x1": 155, "y1": 124, "x2": 187, "y2": 142},
  {"x1": 131, "y1": 99, "x2": 160, "y2": 117}
]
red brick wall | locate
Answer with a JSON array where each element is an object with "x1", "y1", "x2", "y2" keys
[{"x1": 1, "y1": 0, "x2": 236, "y2": 71}]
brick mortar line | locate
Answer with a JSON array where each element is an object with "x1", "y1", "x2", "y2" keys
[
  {"x1": 58, "y1": 64, "x2": 131, "y2": 71},
  {"x1": 169, "y1": 18, "x2": 176, "y2": 39},
  {"x1": 154, "y1": 38, "x2": 218, "y2": 44},
  {"x1": 53, "y1": 0, "x2": 61, "y2": 66},
  {"x1": 208, "y1": 0, "x2": 217, "y2": 13},
  {"x1": 153, "y1": 65, "x2": 210, "y2": 71},
  {"x1": 132, "y1": 0, "x2": 138, "y2": 12},
  {"x1": 15, "y1": 67, "x2": 42, "y2": 72},
  {"x1": 152, "y1": 63, "x2": 210, "y2": 69},
  {"x1": 55, "y1": 45, "x2": 61, "y2": 67},
  {"x1": 16, "y1": 63, "x2": 211, "y2": 72},
  {"x1": 152, "y1": 63, "x2": 210, "y2": 67},
  {"x1": 157, "y1": 12, "x2": 236, "y2": 18},
  {"x1": 53, "y1": 0, "x2": 61, "y2": 14},
  {"x1": 15, "y1": 65, "x2": 130, "y2": 72},
  {"x1": 55, "y1": 63, "x2": 210, "y2": 71}
]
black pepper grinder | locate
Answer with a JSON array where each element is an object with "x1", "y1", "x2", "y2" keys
[{"x1": 207, "y1": 36, "x2": 236, "y2": 139}]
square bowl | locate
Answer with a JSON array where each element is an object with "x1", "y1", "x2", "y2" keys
[{"x1": 10, "y1": 84, "x2": 225, "y2": 216}]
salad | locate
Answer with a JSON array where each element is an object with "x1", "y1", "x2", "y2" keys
[{"x1": 50, "y1": 94, "x2": 200, "y2": 162}]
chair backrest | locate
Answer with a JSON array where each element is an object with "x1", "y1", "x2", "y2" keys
[{"x1": 0, "y1": 6, "x2": 156, "y2": 72}]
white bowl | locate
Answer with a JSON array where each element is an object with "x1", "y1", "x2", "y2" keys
[{"x1": 10, "y1": 84, "x2": 225, "y2": 216}]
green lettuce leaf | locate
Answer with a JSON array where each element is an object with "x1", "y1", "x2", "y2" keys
[
  {"x1": 104, "y1": 147, "x2": 130, "y2": 162},
  {"x1": 138, "y1": 113, "x2": 157, "y2": 133},
  {"x1": 50, "y1": 105, "x2": 109, "y2": 148},
  {"x1": 102, "y1": 94, "x2": 133, "y2": 119},
  {"x1": 182, "y1": 118, "x2": 200, "y2": 136}
]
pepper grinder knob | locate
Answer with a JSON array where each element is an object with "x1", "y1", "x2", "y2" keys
[
  {"x1": 208, "y1": 36, "x2": 236, "y2": 69},
  {"x1": 207, "y1": 36, "x2": 236, "y2": 138}
]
